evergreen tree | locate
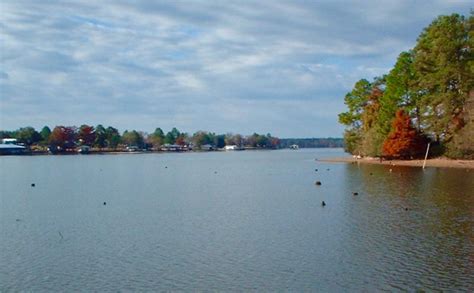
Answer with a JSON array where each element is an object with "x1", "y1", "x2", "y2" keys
[
  {"x1": 338, "y1": 79, "x2": 373, "y2": 155},
  {"x1": 105, "y1": 126, "x2": 121, "y2": 149},
  {"x1": 338, "y1": 79, "x2": 372, "y2": 129},
  {"x1": 40, "y1": 126, "x2": 51, "y2": 145},
  {"x1": 379, "y1": 51, "x2": 420, "y2": 135},
  {"x1": 149, "y1": 127, "x2": 165, "y2": 147},
  {"x1": 413, "y1": 14, "x2": 471, "y2": 142},
  {"x1": 164, "y1": 127, "x2": 181, "y2": 144},
  {"x1": 94, "y1": 124, "x2": 107, "y2": 149}
]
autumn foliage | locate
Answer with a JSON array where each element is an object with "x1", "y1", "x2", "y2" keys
[
  {"x1": 382, "y1": 110, "x2": 427, "y2": 159},
  {"x1": 49, "y1": 126, "x2": 77, "y2": 150},
  {"x1": 78, "y1": 125, "x2": 96, "y2": 146},
  {"x1": 339, "y1": 14, "x2": 472, "y2": 159}
]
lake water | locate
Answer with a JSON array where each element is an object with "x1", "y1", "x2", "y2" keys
[{"x1": 1, "y1": 149, "x2": 473, "y2": 291}]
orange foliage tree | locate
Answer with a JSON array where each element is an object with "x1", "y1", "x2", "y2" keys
[{"x1": 382, "y1": 110, "x2": 428, "y2": 159}]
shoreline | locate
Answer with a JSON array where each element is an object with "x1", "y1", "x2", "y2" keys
[
  {"x1": 321, "y1": 157, "x2": 474, "y2": 169},
  {"x1": 0, "y1": 148, "x2": 275, "y2": 156}
]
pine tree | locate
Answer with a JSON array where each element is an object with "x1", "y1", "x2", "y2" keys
[
  {"x1": 379, "y1": 51, "x2": 421, "y2": 135},
  {"x1": 413, "y1": 14, "x2": 471, "y2": 142}
]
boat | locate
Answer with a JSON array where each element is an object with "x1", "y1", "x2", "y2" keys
[
  {"x1": 77, "y1": 145, "x2": 91, "y2": 154},
  {"x1": 0, "y1": 143, "x2": 27, "y2": 155}
]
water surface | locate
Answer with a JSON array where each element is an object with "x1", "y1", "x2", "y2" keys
[{"x1": 1, "y1": 149, "x2": 473, "y2": 291}]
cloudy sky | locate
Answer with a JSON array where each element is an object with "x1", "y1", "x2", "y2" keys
[{"x1": 0, "y1": 1, "x2": 471, "y2": 137}]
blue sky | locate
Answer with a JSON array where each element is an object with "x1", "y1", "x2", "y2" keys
[{"x1": 0, "y1": 1, "x2": 471, "y2": 137}]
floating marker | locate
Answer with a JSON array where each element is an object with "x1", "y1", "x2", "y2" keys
[
  {"x1": 321, "y1": 201, "x2": 326, "y2": 207},
  {"x1": 353, "y1": 192, "x2": 358, "y2": 196},
  {"x1": 103, "y1": 202, "x2": 107, "y2": 206},
  {"x1": 31, "y1": 183, "x2": 35, "y2": 187},
  {"x1": 315, "y1": 181, "x2": 322, "y2": 186}
]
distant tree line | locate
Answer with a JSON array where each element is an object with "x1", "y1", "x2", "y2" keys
[
  {"x1": 339, "y1": 13, "x2": 474, "y2": 159},
  {"x1": 0, "y1": 125, "x2": 280, "y2": 152},
  {"x1": 279, "y1": 138, "x2": 343, "y2": 148}
]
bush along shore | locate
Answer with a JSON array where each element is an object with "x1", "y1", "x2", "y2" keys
[
  {"x1": 338, "y1": 13, "x2": 474, "y2": 160},
  {"x1": 0, "y1": 126, "x2": 280, "y2": 155}
]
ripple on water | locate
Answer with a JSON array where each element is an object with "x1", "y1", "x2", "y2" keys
[{"x1": 1, "y1": 150, "x2": 473, "y2": 291}]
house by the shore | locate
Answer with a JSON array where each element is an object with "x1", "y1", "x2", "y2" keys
[
  {"x1": 224, "y1": 145, "x2": 244, "y2": 151},
  {"x1": 161, "y1": 144, "x2": 189, "y2": 152}
]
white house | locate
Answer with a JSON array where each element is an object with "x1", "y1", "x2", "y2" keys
[{"x1": 225, "y1": 145, "x2": 238, "y2": 150}]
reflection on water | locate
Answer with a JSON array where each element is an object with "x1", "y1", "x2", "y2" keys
[
  {"x1": 342, "y1": 164, "x2": 474, "y2": 291},
  {"x1": 1, "y1": 149, "x2": 473, "y2": 291}
]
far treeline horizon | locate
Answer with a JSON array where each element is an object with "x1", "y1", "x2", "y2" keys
[
  {"x1": 0, "y1": 124, "x2": 344, "y2": 151},
  {"x1": 338, "y1": 13, "x2": 473, "y2": 160}
]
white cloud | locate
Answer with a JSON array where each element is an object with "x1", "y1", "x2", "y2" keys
[{"x1": 0, "y1": 0, "x2": 471, "y2": 137}]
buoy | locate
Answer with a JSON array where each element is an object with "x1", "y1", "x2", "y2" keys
[
  {"x1": 103, "y1": 202, "x2": 107, "y2": 205},
  {"x1": 326, "y1": 168, "x2": 330, "y2": 171},
  {"x1": 321, "y1": 201, "x2": 326, "y2": 207},
  {"x1": 352, "y1": 192, "x2": 358, "y2": 196},
  {"x1": 31, "y1": 183, "x2": 35, "y2": 187},
  {"x1": 315, "y1": 181, "x2": 322, "y2": 186},
  {"x1": 165, "y1": 166, "x2": 168, "y2": 169},
  {"x1": 315, "y1": 169, "x2": 318, "y2": 171}
]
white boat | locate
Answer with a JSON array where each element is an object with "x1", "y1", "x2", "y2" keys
[{"x1": 0, "y1": 143, "x2": 26, "y2": 155}]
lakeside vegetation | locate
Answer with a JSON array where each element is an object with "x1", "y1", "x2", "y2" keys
[
  {"x1": 0, "y1": 125, "x2": 347, "y2": 154},
  {"x1": 0, "y1": 125, "x2": 281, "y2": 153},
  {"x1": 339, "y1": 13, "x2": 473, "y2": 159}
]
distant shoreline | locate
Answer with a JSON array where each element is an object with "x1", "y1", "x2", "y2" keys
[
  {"x1": 321, "y1": 157, "x2": 474, "y2": 169},
  {"x1": 0, "y1": 148, "x2": 276, "y2": 156}
]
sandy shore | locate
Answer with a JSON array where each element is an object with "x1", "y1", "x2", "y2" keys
[{"x1": 321, "y1": 157, "x2": 474, "y2": 169}]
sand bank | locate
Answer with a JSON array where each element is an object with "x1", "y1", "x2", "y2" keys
[{"x1": 321, "y1": 157, "x2": 474, "y2": 169}]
